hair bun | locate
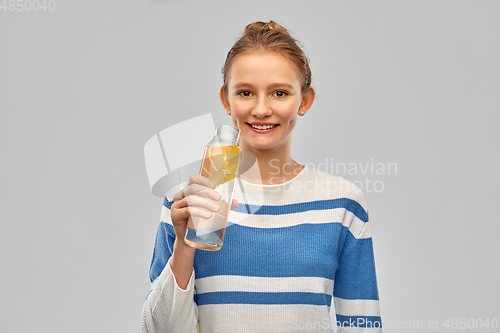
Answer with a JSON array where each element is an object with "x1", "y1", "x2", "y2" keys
[
  {"x1": 223, "y1": 20, "x2": 312, "y2": 95},
  {"x1": 244, "y1": 20, "x2": 290, "y2": 36}
]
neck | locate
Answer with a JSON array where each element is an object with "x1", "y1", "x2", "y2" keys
[{"x1": 239, "y1": 142, "x2": 303, "y2": 185}]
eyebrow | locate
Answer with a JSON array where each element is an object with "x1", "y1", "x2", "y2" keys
[{"x1": 233, "y1": 82, "x2": 295, "y2": 90}]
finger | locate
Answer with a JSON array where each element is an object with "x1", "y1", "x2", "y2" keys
[
  {"x1": 173, "y1": 175, "x2": 216, "y2": 201},
  {"x1": 186, "y1": 184, "x2": 221, "y2": 201},
  {"x1": 173, "y1": 184, "x2": 221, "y2": 202},
  {"x1": 230, "y1": 199, "x2": 239, "y2": 210},
  {"x1": 187, "y1": 174, "x2": 216, "y2": 189},
  {"x1": 177, "y1": 206, "x2": 212, "y2": 221},
  {"x1": 172, "y1": 188, "x2": 185, "y2": 202},
  {"x1": 176, "y1": 195, "x2": 221, "y2": 212}
]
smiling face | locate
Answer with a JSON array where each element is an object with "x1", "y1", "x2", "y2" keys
[{"x1": 220, "y1": 51, "x2": 314, "y2": 155}]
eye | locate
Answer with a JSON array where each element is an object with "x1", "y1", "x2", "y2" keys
[
  {"x1": 237, "y1": 90, "x2": 252, "y2": 97},
  {"x1": 273, "y1": 90, "x2": 288, "y2": 98}
]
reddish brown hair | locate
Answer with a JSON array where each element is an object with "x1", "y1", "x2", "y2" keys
[{"x1": 222, "y1": 21, "x2": 312, "y2": 95}]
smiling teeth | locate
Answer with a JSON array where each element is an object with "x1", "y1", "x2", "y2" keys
[{"x1": 251, "y1": 124, "x2": 277, "y2": 129}]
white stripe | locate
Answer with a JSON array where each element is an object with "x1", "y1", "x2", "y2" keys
[
  {"x1": 160, "y1": 204, "x2": 172, "y2": 224},
  {"x1": 233, "y1": 165, "x2": 369, "y2": 211},
  {"x1": 198, "y1": 303, "x2": 335, "y2": 332},
  {"x1": 342, "y1": 210, "x2": 368, "y2": 239},
  {"x1": 228, "y1": 208, "x2": 370, "y2": 239},
  {"x1": 358, "y1": 221, "x2": 372, "y2": 239},
  {"x1": 228, "y1": 206, "x2": 344, "y2": 226},
  {"x1": 195, "y1": 275, "x2": 334, "y2": 295},
  {"x1": 333, "y1": 297, "x2": 381, "y2": 317}
]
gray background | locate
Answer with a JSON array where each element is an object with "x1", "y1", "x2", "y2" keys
[{"x1": 1, "y1": 0, "x2": 499, "y2": 332}]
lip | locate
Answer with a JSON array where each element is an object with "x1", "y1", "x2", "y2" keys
[
  {"x1": 247, "y1": 122, "x2": 279, "y2": 126},
  {"x1": 246, "y1": 122, "x2": 279, "y2": 133}
]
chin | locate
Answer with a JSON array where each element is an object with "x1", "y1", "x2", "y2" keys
[
  {"x1": 240, "y1": 139, "x2": 270, "y2": 151},
  {"x1": 250, "y1": 140, "x2": 282, "y2": 150}
]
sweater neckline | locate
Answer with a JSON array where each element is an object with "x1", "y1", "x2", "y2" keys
[{"x1": 238, "y1": 164, "x2": 309, "y2": 188}]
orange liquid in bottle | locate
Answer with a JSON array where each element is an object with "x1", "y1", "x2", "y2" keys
[{"x1": 184, "y1": 146, "x2": 241, "y2": 251}]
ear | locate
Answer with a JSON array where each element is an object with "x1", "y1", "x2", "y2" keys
[
  {"x1": 298, "y1": 87, "x2": 316, "y2": 116},
  {"x1": 219, "y1": 86, "x2": 230, "y2": 112}
]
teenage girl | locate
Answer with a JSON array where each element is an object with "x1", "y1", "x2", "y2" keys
[{"x1": 142, "y1": 21, "x2": 382, "y2": 333}]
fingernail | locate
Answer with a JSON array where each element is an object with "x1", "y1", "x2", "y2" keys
[
  {"x1": 213, "y1": 203, "x2": 219, "y2": 210},
  {"x1": 209, "y1": 181, "x2": 216, "y2": 188},
  {"x1": 204, "y1": 211, "x2": 211, "y2": 218}
]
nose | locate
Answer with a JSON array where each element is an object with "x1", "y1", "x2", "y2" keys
[{"x1": 251, "y1": 97, "x2": 272, "y2": 118}]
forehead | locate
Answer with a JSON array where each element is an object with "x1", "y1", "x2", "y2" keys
[{"x1": 228, "y1": 51, "x2": 301, "y2": 87}]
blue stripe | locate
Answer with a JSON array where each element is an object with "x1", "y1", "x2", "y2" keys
[
  {"x1": 145, "y1": 289, "x2": 152, "y2": 301},
  {"x1": 149, "y1": 222, "x2": 175, "y2": 283},
  {"x1": 196, "y1": 291, "x2": 332, "y2": 306},
  {"x1": 163, "y1": 197, "x2": 368, "y2": 223},
  {"x1": 233, "y1": 198, "x2": 368, "y2": 222},
  {"x1": 156, "y1": 198, "x2": 378, "y2": 302},
  {"x1": 193, "y1": 223, "x2": 343, "y2": 279},
  {"x1": 336, "y1": 315, "x2": 382, "y2": 328},
  {"x1": 163, "y1": 196, "x2": 173, "y2": 209}
]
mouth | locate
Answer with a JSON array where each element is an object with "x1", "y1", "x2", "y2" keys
[{"x1": 246, "y1": 123, "x2": 279, "y2": 131}]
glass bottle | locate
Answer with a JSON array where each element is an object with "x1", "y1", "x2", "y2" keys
[{"x1": 184, "y1": 125, "x2": 241, "y2": 251}]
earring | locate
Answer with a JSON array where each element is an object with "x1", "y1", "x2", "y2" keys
[
  {"x1": 228, "y1": 111, "x2": 231, "y2": 115},
  {"x1": 299, "y1": 111, "x2": 304, "y2": 114}
]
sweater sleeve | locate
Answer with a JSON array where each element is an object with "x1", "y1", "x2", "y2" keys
[
  {"x1": 333, "y1": 189, "x2": 382, "y2": 333},
  {"x1": 140, "y1": 197, "x2": 199, "y2": 333}
]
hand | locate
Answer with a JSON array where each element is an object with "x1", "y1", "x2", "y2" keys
[{"x1": 170, "y1": 175, "x2": 239, "y2": 242}]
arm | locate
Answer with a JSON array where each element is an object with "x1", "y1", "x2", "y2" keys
[
  {"x1": 140, "y1": 197, "x2": 199, "y2": 333},
  {"x1": 334, "y1": 190, "x2": 382, "y2": 333}
]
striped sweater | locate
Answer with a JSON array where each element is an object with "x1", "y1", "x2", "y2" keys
[{"x1": 141, "y1": 165, "x2": 382, "y2": 332}]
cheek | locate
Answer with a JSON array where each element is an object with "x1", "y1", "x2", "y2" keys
[
  {"x1": 283, "y1": 103, "x2": 300, "y2": 122},
  {"x1": 229, "y1": 109, "x2": 246, "y2": 129},
  {"x1": 231, "y1": 117, "x2": 239, "y2": 129},
  {"x1": 230, "y1": 105, "x2": 248, "y2": 120},
  {"x1": 285, "y1": 118, "x2": 297, "y2": 130}
]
